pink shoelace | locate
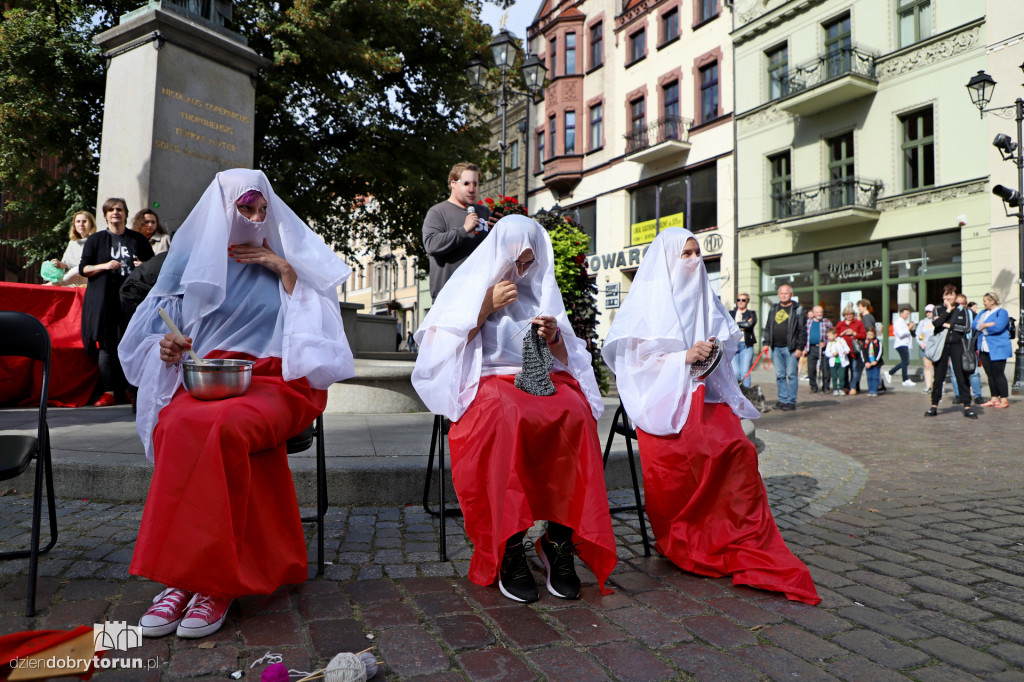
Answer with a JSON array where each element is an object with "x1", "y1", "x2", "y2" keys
[{"x1": 148, "y1": 589, "x2": 190, "y2": 618}]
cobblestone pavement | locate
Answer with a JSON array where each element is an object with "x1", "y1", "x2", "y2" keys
[{"x1": 1, "y1": 374, "x2": 1023, "y2": 680}]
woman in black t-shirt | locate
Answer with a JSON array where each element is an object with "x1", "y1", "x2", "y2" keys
[{"x1": 925, "y1": 284, "x2": 976, "y2": 419}]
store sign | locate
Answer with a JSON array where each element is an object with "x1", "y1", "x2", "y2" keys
[
  {"x1": 605, "y1": 283, "x2": 621, "y2": 309},
  {"x1": 630, "y1": 211, "x2": 684, "y2": 245},
  {"x1": 588, "y1": 246, "x2": 648, "y2": 272},
  {"x1": 702, "y1": 232, "x2": 722, "y2": 255},
  {"x1": 828, "y1": 258, "x2": 881, "y2": 281}
]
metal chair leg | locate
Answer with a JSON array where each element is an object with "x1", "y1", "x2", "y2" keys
[
  {"x1": 314, "y1": 415, "x2": 326, "y2": 576},
  {"x1": 623, "y1": 432, "x2": 651, "y2": 556},
  {"x1": 603, "y1": 404, "x2": 652, "y2": 557},
  {"x1": 438, "y1": 429, "x2": 448, "y2": 562},
  {"x1": 422, "y1": 415, "x2": 461, "y2": 562}
]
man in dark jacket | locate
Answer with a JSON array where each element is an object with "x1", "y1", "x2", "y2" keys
[
  {"x1": 730, "y1": 293, "x2": 757, "y2": 388},
  {"x1": 762, "y1": 284, "x2": 806, "y2": 411}
]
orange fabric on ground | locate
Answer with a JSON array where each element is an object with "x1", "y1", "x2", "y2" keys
[
  {"x1": 636, "y1": 386, "x2": 820, "y2": 605},
  {"x1": 448, "y1": 372, "x2": 617, "y2": 594},
  {"x1": 130, "y1": 354, "x2": 325, "y2": 599}
]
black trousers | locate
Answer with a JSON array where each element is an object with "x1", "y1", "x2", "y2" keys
[
  {"x1": 980, "y1": 352, "x2": 1009, "y2": 399},
  {"x1": 931, "y1": 341, "x2": 971, "y2": 407}
]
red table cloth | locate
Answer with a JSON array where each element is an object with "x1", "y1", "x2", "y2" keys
[{"x1": 0, "y1": 282, "x2": 98, "y2": 407}]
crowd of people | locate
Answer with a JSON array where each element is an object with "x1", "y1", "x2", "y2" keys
[
  {"x1": 747, "y1": 285, "x2": 1013, "y2": 418},
  {"x1": 24, "y1": 161, "x2": 1014, "y2": 642}
]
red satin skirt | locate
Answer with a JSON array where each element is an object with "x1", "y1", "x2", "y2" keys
[
  {"x1": 448, "y1": 372, "x2": 617, "y2": 594},
  {"x1": 636, "y1": 387, "x2": 820, "y2": 605},
  {"x1": 130, "y1": 353, "x2": 326, "y2": 599}
]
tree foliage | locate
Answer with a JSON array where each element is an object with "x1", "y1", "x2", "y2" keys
[
  {"x1": 235, "y1": 0, "x2": 496, "y2": 261},
  {"x1": 0, "y1": 0, "x2": 497, "y2": 268}
]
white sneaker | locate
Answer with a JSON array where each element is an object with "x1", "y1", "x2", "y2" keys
[
  {"x1": 883, "y1": 372, "x2": 892, "y2": 386},
  {"x1": 176, "y1": 593, "x2": 232, "y2": 638},
  {"x1": 139, "y1": 587, "x2": 194, "y2": 637},
  {"x1": 903, "y1": 380, "x2": 915, "y2": 387}
]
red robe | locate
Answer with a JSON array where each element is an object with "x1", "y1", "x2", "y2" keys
[
  {"x1": 130, "y1": 353, "x2": 325, "y2": 599},
  {"x1": 448, "y1": 371, "x2": 617, "y2": 593},
  {"x1": 636, "y1": 386, "x2": 820, "y2": 605}
]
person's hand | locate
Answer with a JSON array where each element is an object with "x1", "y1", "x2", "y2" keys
[
  {"x1": 133, "y1": 258, "x2": 143, "y2": 268},
  {"x1": 486, "y1": 210, "x2": 503, "y2": 229},
  {"x1": 229, "y1": 239, "x2": 293, "y2": 277},
  {"x1": 981, "y1": 321, "x2": 995, "y2": 329},
  {"x1": 463, "y1": 212, "x2": 478, "y2": 234},
  {"x1": 158, "y1": 333, "x2": 192, "y2": 364},
  {"x1": 50, "y1": 259, "x2": 68, "y2": 269},
  {"x1": 532, "y1": 315, "x2": 561, "y2": 345},
  {"x1": 488, "y1": 280, "x2": 517, "y2": 312},
  {"x1": 687, "y1": 340, "x2": 715, "y2": 365},
  {"x1": 794, "y1": 349, "x2": 804, "y2": 359},
  {"x1": 104, "y1": 259, "x2": 121, "y2": 271}
]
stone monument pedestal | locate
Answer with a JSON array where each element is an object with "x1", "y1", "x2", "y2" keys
[{"x1": 93, "y1": 2, "x2": 269, "y2": 231}]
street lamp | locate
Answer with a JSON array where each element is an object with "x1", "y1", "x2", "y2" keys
[
  {"x1": 966, "y1": 64, "x2": 1024, "y2": 391},
  {"x1": 467, "y1": 29, "x2": 547, "y2": 198}
]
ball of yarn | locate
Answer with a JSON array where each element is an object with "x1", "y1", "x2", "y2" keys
[
  {"x1": 324, "y1": 652, "x2": 369, "y2": 682},
  {"x1": 359, "y1": 652, "x2": 378, "y2": 679},
  {"x1": 260, "y1": 662, "x2": 289, "y2": 682}
]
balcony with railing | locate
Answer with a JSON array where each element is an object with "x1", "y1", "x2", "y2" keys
[
  {"x1": 778, "y1": 47, "x2": 878, "y2": 116},
  {"x1": 624, "y1": 116, "x2": 693, "y2": 164},
  {"x1": 775, "y1": 177, "x2": 883, "y2": 231}
]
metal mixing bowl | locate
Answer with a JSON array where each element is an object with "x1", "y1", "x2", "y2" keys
[{"x1": 182, "y1": 359, "x2": 254, "y2": 400}]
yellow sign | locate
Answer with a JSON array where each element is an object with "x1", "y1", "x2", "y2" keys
[{"x1": 630, "y1": 211, "x2": 685, "y2": 245}]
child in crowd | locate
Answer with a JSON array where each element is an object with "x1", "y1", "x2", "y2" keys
[
  {"x1": 863, "y1": 328, "x2": 883, "y2": 396},
  {"x1": 824, "y1": 328, "x2": 849, "y2": 396}
]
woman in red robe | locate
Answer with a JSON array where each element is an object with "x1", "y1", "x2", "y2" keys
[
  {"x1": 413, "y1": 215, "x2": 616, "y2": 604},
  {"x1": 119, "y1": 170, "x2": 355, "y2": 637},
  {"x1": 602, "y1": 228, "x2": 819, "y2": 605}
]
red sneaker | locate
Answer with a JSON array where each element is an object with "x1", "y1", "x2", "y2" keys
[
  {"x1": 176, "y1": 593, "x2": 232, "y2": 638},
  {"x1": 139, "y1": 587, "x2": 194, "y2": 637},
  {"x1": 93, "y1": 392, "x2": 116, "y2": 407}
]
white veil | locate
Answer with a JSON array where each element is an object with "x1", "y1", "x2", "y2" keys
[
  {"x1": 412, "y1": 215, "x2": 603, "y2": 422},
  {"x1": 120, "y1": 169, "x2": 355, "y2": 460},
  {"x1": 602, "y1": 227, "x2": 757, "y2": 436}
]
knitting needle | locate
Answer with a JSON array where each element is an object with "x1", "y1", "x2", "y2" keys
[
  {"x1": 510, "y1": 309, "x2": 545, "y2": 340},
  {"x1": 157, "y1": 307, "x2": 205, "y2": 364}
]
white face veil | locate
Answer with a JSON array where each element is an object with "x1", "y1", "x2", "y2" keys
[
  {"x1": 602, "y1": 227, "x2": 758, "y2": 435},
  {"x1": 120, "y1": 169, "x2": 355, "y2": 460},
  {"x1": 412, "y1": 214, "x2": 603, "y2": 422}
]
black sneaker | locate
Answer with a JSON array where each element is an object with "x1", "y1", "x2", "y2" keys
[
  {"x1": 537, "y1": 534, "x2": 581, "y2": 599},
  {"x1": 773, "y1": 401, "x2": 785, "y2": 409},
  {"x1": 964, "y1": 408, "x2": 978, "y2": 419},
  {"x1": 924, "y1": 407, "x2": 938, "y2": 417},
  {"x1": 498, "y1": 540, "x2": 538, "y2": 603}
]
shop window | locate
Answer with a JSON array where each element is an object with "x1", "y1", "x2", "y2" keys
[
  {"x1": 565, "y1": 32, "x2": 577, "y2": 75},
  {"x1": 589, "y1": 103, "x2": 603, "y2": 151},
  {"x1": 628, "y1": 165, "x2": 717, "y2": 245},
  {"x1": 767, "y1": 43, "x2": 789, "y2": 100},
  {"x1": 565, "y1": 110, "x2": 576, "y2": 154},
  {"x1": 888, "y1": 233, "x2": 960, "y2": 279},
  {"x1": 590, "y1": 22, "x2": 603, "y2": 69},
  {"x1": 819, "y1": 243, "x2": 883, "y2": 286},
  {"x1": 768, "y1": 151, "x2": 791, "y2": 219},
  {"x1": 900, "y1": 107, "x2": 934, "y2": 190},
  {"x1": 662, "y1": 8, "x2": 679, "y2": 45},
  {"x1": 699, "y1": 62, "x2": 719, "y2": 123},
  {"x1": 898, "y1": 0, "x2": 931, "y2": 48},
  {"x1": 760, "y1": 253, "x2": 814, "y2": 292},
  {"x1": 823, "y1": 13, "x2": 851, "y2": 79},
  {"x1": 629, "y1": 28, "x2": 646, "y2": 65}
]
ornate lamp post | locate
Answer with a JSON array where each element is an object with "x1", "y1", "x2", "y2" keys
[
  {"x1": 466, "y1": 29, "x2": 547, "y2": 198},
  {"x1": 967, "y1": 64, "x2": 1024, "y2": 390}
]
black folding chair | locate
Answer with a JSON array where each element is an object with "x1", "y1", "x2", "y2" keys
[
  {"x1": 0, "y1": 312, "x2": 59, "y2": 616},
  {"x1": 602, "y1": 400, "x2": 652, "y2": 556},
  {"x1": 286, "y1": 413, "x2": 327, "y2": 576},
  {"x1": 422, "y1": 414, "x2": 462, "y2": 561}
]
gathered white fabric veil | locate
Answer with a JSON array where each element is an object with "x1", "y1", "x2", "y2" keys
[
  {"x1": 120, "y1": 169, "x2": 355, "y2": 460},
  {"x1": 412, "y1": 214, "x2": 603, "y2": 422},
  {"x1": 602, "y1": 227, "x2": 757, "y2": 436}
]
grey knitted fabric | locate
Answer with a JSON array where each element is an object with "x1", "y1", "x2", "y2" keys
[{"x1": 515, "y1": 324, "x2": 556, "y2": 396}]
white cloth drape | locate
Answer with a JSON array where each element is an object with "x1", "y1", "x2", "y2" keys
[
  {"x1": 602, "y1": 228, "x2": 758, "y2": 436},
  {"x1": 119, "y1": 169, "x2": 355, "y2": 460},
  {"x1": 412, "y1": 214, "x2": 603, "y2": 422}
]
